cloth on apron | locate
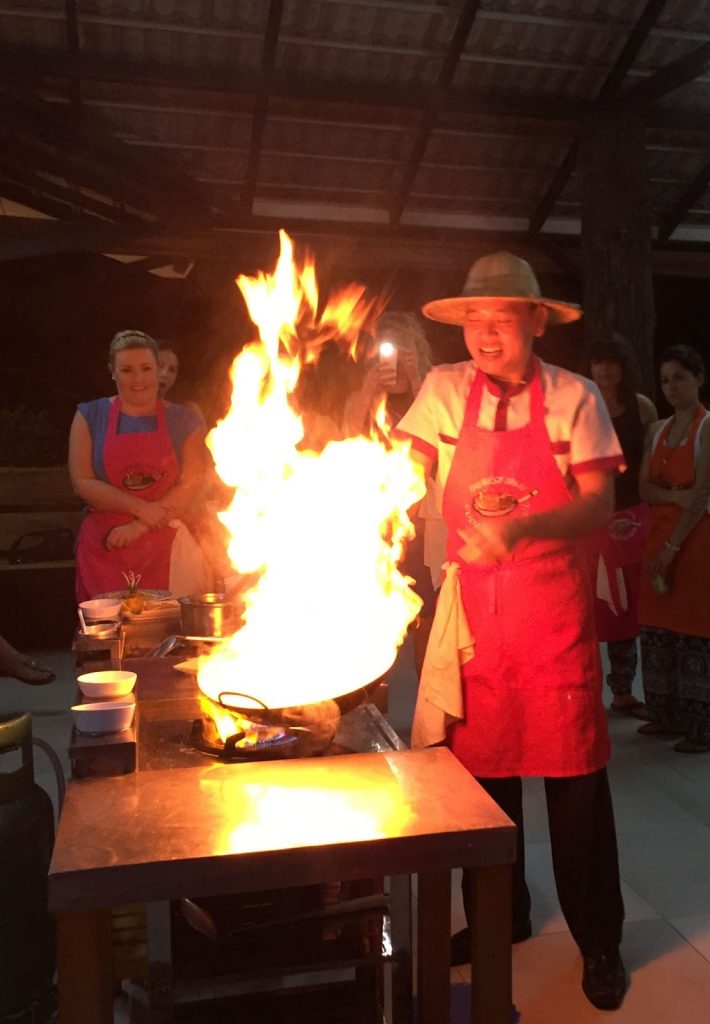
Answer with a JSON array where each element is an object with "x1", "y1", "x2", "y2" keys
[
  {"x1": 443, "y1": 360, "x2": 609, "y2": 778},
  {"x1": 411, "y1": 562, "x2": 473, "y2": 748},
  {"x1": 590, "y1": 501, "x2": 650, "y2": 643},
  {"x1": 75, "y1": 398, "x2": 179, "y2": 601},
  {"x1": 638, "y1": 406, "x2": 710, "y2": 639}
]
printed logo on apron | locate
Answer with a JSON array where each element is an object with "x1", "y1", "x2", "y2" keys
[{"x1": 466, "y1": 476, "x2": 539, "y2": 521}]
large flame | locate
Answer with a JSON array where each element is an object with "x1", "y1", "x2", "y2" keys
[{"x1": 199, "y1": 231, "x2": 425, "y2": 710}]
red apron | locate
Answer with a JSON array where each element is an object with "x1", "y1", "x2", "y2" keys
[
  {"x1": 75, "y1": 398, "x2": 178, "y2": 601},
  {"x1": 589, "y1": 502, "x2": 650, "y2": 642},
  {"x1": 444, "y1": 362, "x2": 609, "y2": 778}
]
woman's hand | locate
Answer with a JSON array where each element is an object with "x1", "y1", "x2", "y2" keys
[
  {"x1": 647, "y1": 543, "x2": 676, "y2": 580},
  {"x1": 105, "y1": 521, "x2": 148, "y2": 550},
  {"x1": 670, "y1": 489, "x2": 695, "y2": 511},
  {"x1": 134, "y1": 501, "x2": 169, "y2": 530},
  {"x1": 397, "y1": 347, "x2": 423, "y2": 395}
]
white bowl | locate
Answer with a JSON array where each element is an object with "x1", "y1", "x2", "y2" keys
[
  {"x1": 80, "y1": 598, "x2": 122, "y2": 623},
  {"x1": 77, "y1": 670, "x2": 137, "y2": 700},
  {"x1": 72, "y1": 700, "x2": 135, "y2": 735}
]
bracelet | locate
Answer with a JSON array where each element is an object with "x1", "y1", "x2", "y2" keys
[{"x1": 664, "y1": 540, "x2": 681, "y2": 552}]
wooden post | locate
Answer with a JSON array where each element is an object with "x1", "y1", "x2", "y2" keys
[{"x1": 579, "y1": 111, "x2": 656, "y2": 395}]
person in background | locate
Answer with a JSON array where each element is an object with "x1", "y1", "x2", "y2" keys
[
  {"x1": 397, "y1": 252, "x2": 628, "y2": 1010},
  {"x1": 342, "y1": 312, "x2": 439, "y2": 676},
  {"x1": 157, "y1": 341, "x2": 204, "y2": 420},
  {"x1": 637, "y1": 344, "x2": 710, "y2": 753},
  {"x1": 0, "y1": 634, "x2": 55, "y2": 685},
  {"x1": 69, "y1": 330, "x2": 209, "y2": 601},
  {"x1": 588, "y1": 336, "x2": 657, "y2": 717}
]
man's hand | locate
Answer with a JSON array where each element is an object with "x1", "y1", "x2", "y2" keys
[{"x1": 457, "y1": 519, "x2": 521, "y2": 565}]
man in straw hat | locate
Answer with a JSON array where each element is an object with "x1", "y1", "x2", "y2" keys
[{"x1": 397, "y1": 252, "x2": 628, "y2": 1010}]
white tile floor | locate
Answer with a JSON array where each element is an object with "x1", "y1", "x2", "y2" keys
[
  {"x1": 3, "y1": 639, "x2": 710, "y2": 1022},
  {"x1": 385, "y1": 640, "x2": 710, "y2": 1023}
]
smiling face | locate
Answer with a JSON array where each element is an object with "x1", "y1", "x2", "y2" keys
[
  {"x1": 463, "y1": 299, "x2": 547, "y2": 383},
  {"x1": 660, "y1": 360, "x2": 703, "y2": 412},
  {"x1": 158, "y1": 349, "x2": 179, "y2": 397},
  {"x1": 111, "y1": 347, "x2": 159, "y2": 413}
]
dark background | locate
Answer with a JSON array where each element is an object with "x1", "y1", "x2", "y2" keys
[{"x1": 1, "y1": 246, "x2": 708, "y2": 466}]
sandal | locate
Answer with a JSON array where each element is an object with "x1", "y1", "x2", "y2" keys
[
  {"x1": 12, "y1": 658, "x2": 56, "y2": 686},
  {"x1": 610, "y1": 699, "x2": 649, "y2": 720},
  {"x1": 673, "y1": 739, "x2": 710, "y2": 754},
  {"x1": 637, "y1": 722, "x2": 683, "y2": 737}
]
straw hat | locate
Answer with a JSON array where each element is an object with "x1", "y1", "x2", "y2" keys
[{"x1": 422, "y1": 251, "x2": 582, "y2": 327}]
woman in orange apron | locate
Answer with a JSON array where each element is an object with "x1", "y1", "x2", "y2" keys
[
  {"x1": 637, "y1": 345, "x2": 710, "y2": 753},
  {"x1": 69, "y1": 331, "x2": 206, "y2": 602}
]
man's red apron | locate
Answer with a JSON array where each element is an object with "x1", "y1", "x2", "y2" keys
[
  {"x1": 443, "y1": 362, "x2": 610, "y2": 778},
  {"x1": 75, "y1": 398, "x2": 178, "y2": 601}
]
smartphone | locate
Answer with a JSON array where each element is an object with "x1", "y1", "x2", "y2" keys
[{"x1": 378, "y1": 340, "x2": 398, "y2": 386}]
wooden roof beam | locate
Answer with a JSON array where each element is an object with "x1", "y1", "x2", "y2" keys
[
  {"x1": 620, "y1": 40, "x2": 710, "y2": 106},
  {"x1": 657, "y1": 157, "x2": 710, "y2": 241},
  {"x1": 240, "y1": 0, "x2": 284, "y2": 217},
  {"x1": 0, "y1": 42, "x2": 587, "y2": 124},
  {"x1": 390, "y1": 0, "x2": 481, "y2": 225},
  {"x1": 528, "y1": 0, "x2": 669, "y2": 236},
  {"x1": 64, "y1": 0, "x2": 82, "y2": 114}
]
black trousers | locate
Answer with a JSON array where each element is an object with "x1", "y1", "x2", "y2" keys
[{"x1": 461, "y1": 767, "x2": 624, "y2": 957}]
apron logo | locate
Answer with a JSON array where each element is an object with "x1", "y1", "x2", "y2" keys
[
  {"x1": 122, "y1": 466, "x2": 165, "y2": 490},
  {"x1": 465, "y1": 476, "x2": 538, "y2": 521}
]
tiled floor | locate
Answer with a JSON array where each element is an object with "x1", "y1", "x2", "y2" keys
[{"x1": 3, "y1": 639, "x2": 710, "y2": 1022}]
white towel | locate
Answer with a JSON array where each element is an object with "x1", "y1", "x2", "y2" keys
[
  {"x1": 595, "y1": 554, "x2": 628, "y2": 616},
  {"x1": 411, "y1": 562, "x2": 475, "y2": 748}
]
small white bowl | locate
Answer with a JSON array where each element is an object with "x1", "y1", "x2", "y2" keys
[
  {"x1": 80, "y1": 598, "x2": 122, "y2": 623},
  {"x1": 72, "y1": 700, "x2": 135, "y2": 736},
  {"x1": 77, "y1": 670, "x2": 137, "y2": 700}
]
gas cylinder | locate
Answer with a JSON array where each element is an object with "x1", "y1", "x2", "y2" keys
[{"x1": 0, "y1": 713, "x2": 56, "y2": 1022}]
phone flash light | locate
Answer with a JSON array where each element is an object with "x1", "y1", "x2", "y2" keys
[{"x1": 379, "y1": 341, "x2": 395, "y2": 357}]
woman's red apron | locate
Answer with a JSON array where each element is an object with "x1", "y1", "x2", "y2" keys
[
  {"x1": 638, "y1": 406, "x2": 710, "y2": 638},
  {"x1": 443, "y1": 362, "x2": 609, "y2": 778},
  {"x1": 589, "y1": 501, "x2": 650, "y2": 642},
  {"x1": 75, "y1": 398, "x2": 178, "y2": 601}
]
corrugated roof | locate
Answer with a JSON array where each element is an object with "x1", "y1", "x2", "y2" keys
[{"x1": 0, "y1": 0, "x2": 709, "y2": 273}]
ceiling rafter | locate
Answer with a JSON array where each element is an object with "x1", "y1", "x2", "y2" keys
[
  {"x1": 0, "y1": 42, "x2": 588, "y2": 125},
  {"x1": 620, "y1": 41, "x2": 710, "y2": 105},
  {"x1": 240, "y1": 0, "x2": 284, "y2": 217},
  {"x1": 528, "y1": 0, "x2": 669, "y2": 236},
  {"x1": 0, "y1": 83, "x2": 234, "y2": 225},
  {"x1": 658, "y1": 157, "x2": 710, "y2": 241},
  {"x1": 64, "y1": 0, "x2": 82, "y2": 114},
  {"x1": 390, "y1": 0, "x2": 481, "y2": 225},
  {"x1": 0, "y1": 157, "x2": 146, "y2": 224}
]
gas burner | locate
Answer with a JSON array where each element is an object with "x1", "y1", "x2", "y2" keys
[{"x1": 188, "y1": 717, "x2": 298, "y2": 762}]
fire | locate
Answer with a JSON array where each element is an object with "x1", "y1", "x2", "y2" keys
[{"x1": 200, "y1": 231, "x2": 425, "y2": 710}]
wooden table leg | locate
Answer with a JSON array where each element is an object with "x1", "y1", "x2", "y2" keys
[
  {"x1": 468, "y1": 863, "x2": 512, "y2": 1024},
  {"x1": 56, "y1": 907, "x2": 114, "y2": 1024},
  {"x1": 417, "y1": 870, "x2": 451, "y2": 1024},
  {"x1": 389, "y1": 874, "x2": 413, "y2": 1024},
  {"x1": 145, "y1": 900, "x2": 174, "y2": 1024}
]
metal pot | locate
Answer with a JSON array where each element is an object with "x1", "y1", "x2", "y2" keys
[{"x1": 178, "y1": 593, "x2": 242, "y2": 638}]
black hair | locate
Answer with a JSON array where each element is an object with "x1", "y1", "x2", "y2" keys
[
  {"x1": 588, "y1": 332, "x2": 639, "y2": 410},
  {"x1": 659, "y1": 344, "x2": 705, "y2": 378}
]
